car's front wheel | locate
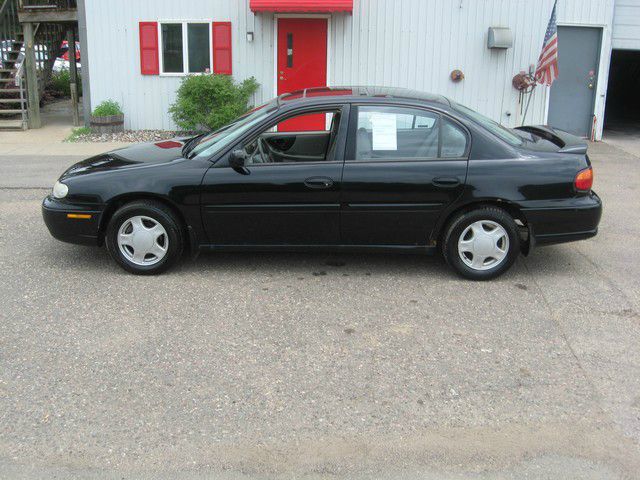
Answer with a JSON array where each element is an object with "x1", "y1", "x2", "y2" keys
[
  {"x1": 105, "y1": 200, "x2": 184, "y2": 275},
  {"x1": 441, "y1": 207, "x2": 520, "y2": 280}
]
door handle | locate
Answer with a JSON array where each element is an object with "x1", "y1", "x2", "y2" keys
[
  {"x1": 433, "y1": 176, "x2": 460, "y2": 188},
  {"x1": 304, "y1": 177, "x2": 334, "y2": 189}
]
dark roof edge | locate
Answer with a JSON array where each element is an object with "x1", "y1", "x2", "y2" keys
[{"x1": 277, "y1": 86, "x2": 451, "y2": 106}]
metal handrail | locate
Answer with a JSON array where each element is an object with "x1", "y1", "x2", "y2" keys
[
  {"x1": 13, "y1": 51, "x2": 22, "y2": 83},
  {"x1": 15, "y1": 66, "x2": 26, "y2": 128}
]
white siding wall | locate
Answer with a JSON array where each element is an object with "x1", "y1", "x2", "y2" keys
[
  {"x1": 84, "y1": 0, "x2": 274, "y2": 130},
  {"x1": 613, "y1": 0, "x2": 640, "y2": 49},
  {"x1": 84, "y1": 0, "x2": 614, "y2": 138}
]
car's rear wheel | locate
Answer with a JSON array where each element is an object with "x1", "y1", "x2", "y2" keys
[
  {"x1": 105, "y1": 200, "x2": 183, "y2": 275},
  {"x1": 441, "y1": 207, "x2": 520, "y2": 280}
]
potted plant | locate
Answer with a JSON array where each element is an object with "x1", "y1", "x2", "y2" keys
[{"x1": 90, "y1": 100, "x2": 124, "y2": 134}]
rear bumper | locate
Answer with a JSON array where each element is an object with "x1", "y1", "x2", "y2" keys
[
  {"x1": 522, "y1": 191, "x2": 602, "y2": 247},
  {"x1": 42, "y1": 196, "x2": 104, "y2": 246}
]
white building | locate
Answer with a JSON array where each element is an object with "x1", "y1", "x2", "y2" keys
[{"x1": 79, "y1": 0, "x2": 640, "y2": 140}]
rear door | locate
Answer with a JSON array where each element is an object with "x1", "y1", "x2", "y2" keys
[{"x1": 340, "y1": 104, "x2": 469, "y2": 246}]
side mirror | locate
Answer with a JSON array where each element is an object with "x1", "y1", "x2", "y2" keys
[{"x1": 229, "y1": 149, "x2": 247, "y2": 169}]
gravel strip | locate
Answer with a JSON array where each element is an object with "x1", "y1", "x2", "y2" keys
[{"x1": 66, "y1": 130, "x2": 200, "y2": 143}]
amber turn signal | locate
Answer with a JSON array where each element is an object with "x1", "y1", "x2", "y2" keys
[
  {"x1": 66, "y1": 213, "x2": 92, "y2": 219},
  {"x1": 574, "y1": 167, "x2": 593, "y2": 192}
]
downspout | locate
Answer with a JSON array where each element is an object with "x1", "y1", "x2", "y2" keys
[{"x1": 77, "y1": 0, "x2": 91, "y2": 127}]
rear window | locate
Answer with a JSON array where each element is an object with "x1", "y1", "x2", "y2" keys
[{"x1": 452, "y1": 102, "x2": 523, "y2": 147}]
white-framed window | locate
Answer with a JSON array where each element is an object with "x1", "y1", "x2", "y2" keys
[{"x1": 159, "y1": 21, "x2": 212, "y2": 75}]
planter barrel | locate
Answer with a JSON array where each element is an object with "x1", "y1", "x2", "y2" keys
[{"x1": 90, "y1": 114, "x2": 124, "y2": 134}]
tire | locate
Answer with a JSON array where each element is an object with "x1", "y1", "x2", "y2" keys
[
  {"x1": 105, "y1": 200, "x2": 184, "y2": 275},
  {"x1": 441, "y1": 206, "x2": 520, "y2": 280}
]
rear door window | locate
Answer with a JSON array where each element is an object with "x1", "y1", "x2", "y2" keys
[
  {"x1": 351, "y1": 106, "x2": 468, "y2": 161},
  {"x1": 354, "y1": 106, "x2": 439, "y2": 160},
  {"x1": 441, "y1": 117, "x2": 468, "y2": 158}
]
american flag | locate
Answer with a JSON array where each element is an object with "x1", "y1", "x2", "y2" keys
[{"x1": 535, "y1": 0, "x2": 559, "y2": 86}]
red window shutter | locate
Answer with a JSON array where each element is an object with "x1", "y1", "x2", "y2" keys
[
  {"x1": 139, "y1": 22, "x2": 159, "y2": 75},
  {"x1": 212, "y1": 22, "x2": 232, "y2": 75}
]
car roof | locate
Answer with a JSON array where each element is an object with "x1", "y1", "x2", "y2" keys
[{"x1": 277, "y1": 86, "x2": 451, "y2": 107}]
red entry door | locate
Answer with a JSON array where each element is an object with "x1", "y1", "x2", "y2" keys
[{"x1": 277, "y1": 18, "x2": 328, "y2": 131}]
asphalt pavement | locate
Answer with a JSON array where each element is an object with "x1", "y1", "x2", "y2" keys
[{"x1": 0, "y1": 141, "x2": 639, "y2": 479}]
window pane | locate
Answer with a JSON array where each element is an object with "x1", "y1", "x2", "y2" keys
[
  {"x1": 162, "y1": 23, "x2": 183, "y2": 73},
  {"x1": 243, "y1": 110, "x2": 340, "y2": 164},
  {"x1": 355, "y1": 106, "x2": 439, "y2": 160},
  {"x1": 190, "y1": 102, "x2": 277, "y2": 159},
  {"x1": 277, "y1": 112, "x2": 330, "y2": 132},
  {"x1": 396, "y1": 114, "x2": 414, "y2": 130},
  {"x1": 441, "y1": 118, "x2": 468, "y2": 157},
  {"x1": 451, "y1": 101, "x2": 522, "y2": 146},
  {"x1": 188, "y1": 23, "x2": 210, "y2": 73},
  {"x1": 286, "y1": 33, "x2": 293, "y2": 67}
]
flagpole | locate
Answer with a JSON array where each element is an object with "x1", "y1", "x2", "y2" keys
[
  {"x1": 529, "y1": 0, "x2": 559, "y2": 125},
  {"x1": 543, "y1": 85, "x2": 551, "y2": 125}
]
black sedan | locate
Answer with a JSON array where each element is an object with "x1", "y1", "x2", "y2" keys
[{"x1": 42, "y1": 87, "x2": 602, "y2": 280}]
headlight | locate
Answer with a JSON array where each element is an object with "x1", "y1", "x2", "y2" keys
[{"x1": 52, "y1": 181, "x2": 68, "y2": 199}]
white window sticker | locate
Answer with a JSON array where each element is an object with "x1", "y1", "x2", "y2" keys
[{"x1": 371, "y1": 113, "x2": 398, "y2": 150}]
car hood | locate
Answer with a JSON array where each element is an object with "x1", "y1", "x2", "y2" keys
[{"x1": 60, "y1": 139, "x2": 189, "y2": 179}]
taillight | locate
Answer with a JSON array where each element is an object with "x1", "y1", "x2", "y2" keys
[{"x1": 575, "y1": 167, "x2": 593, "y2": 192}]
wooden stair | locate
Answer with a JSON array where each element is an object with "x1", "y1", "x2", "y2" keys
[
  {"x1": 1, "y1": 0, "x2": 74, "y2": 130},
  {"x1": 1, "y1": 0, "x2": 27, "y2": 129},
  {"x1": 0, "y1": 118, "x2": 23, "y2": 128}
]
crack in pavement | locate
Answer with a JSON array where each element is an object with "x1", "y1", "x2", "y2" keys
[{"x1": 521, "y1": 257, "x2": 607, "y2": 412}]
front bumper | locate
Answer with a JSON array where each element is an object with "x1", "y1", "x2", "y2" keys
[
  {"x1": 42, "y1": 195, "x2": 104, "y2": 246},
  {"x1": 522, "y1": 191, "x2": 603, "y2": 247}
]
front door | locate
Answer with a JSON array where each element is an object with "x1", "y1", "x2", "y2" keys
[
  {"x1": 548, "y1": 26, "x2": 602, "y2": 138},
  {"x1": 277, "y1": 18, "x2": 328, "y2": 131},
  {"x1": 200, "y1": 106, "x2": 347, "y2": 247}
]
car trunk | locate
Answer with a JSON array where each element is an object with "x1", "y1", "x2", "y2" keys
[
  {"x1": 514, "y1": 125, "x2": 594, "y2": 201},
  {"x1": 515, "y1": 125, "x2": 588, "y2": 154}
]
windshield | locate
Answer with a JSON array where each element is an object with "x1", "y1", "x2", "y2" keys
[
  {"x1": 186, "y1": 102, "x2": 277, "y2": 159},
  {"x1": 451, "y1": 102, "x2": 523, "y2": 147}
]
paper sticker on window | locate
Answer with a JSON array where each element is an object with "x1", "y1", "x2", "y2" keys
[{"x1": 371, "y1": 113, "x2": 397, "y2": 150}]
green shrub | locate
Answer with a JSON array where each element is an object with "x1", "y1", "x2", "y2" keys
[
  {"x1": 66, "y1": 126, "x2": 91, "y2": 142},
  {"x1": 92, "y1": 100, "x2": 123, "y2": 117},
  {"x1": 50, "y1": 68, "x2": 82, "y2": 97},
  {"x1": 169, "y1": 74, "x2": 259, "y2": 131}
]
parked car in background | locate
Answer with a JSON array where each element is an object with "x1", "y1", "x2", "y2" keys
[
  {"x1": 59, "y1": 40, "x2": 81, "y2": 62},
  {"x1": 1, "y1": 40, "x2": 80, "y2": 73},
  {"x1": 55, "y1": 40, "x2": 81, "y2": 72},
  {"x1": 42, "y1": 87, "x2": 602, "y2": 280}
]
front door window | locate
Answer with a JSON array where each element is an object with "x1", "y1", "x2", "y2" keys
[{"x1": 240, "y1": 109, "x2": 342, "y2": 165}]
